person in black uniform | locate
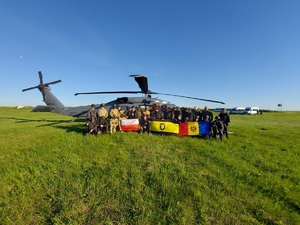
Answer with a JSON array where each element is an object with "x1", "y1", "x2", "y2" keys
[
  {"x1": 140, "y1": 115, "x2": 150, "y2": 134},
  {"x1": 127, "y1": 106, "x2": 138, "y2": 119},
  {"x1": 172, "y1": 106, "x2": 182, "y2": 122},
  {"x1": 201, "y1": 106, "x2": 213, "y2": 122},
  {"x1": 218, "y1": 108, "x2": 230, "y2": 138},
  {"x1": 211, "y1": 116, "x2": 224, "y2": 141},
  {"x1": 86, "y1": 104, "x2": 97, "y2": 124},
  {"x1": 86, "y1": 117, "x2": 99, "y2": 135}
]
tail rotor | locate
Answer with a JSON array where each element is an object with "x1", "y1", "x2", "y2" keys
[{"x1": 22, "y1": 71, "x2": 61, "y2": 102}]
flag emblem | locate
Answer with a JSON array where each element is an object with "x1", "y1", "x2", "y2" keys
[
  {"x1": 159, "y1": 123, "x2": 166, "y2": 130},
  {"x1": 190, "y1": 125, "x2": 197, "y2": 132}
]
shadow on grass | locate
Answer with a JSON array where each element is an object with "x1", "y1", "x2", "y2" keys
[
  {"x1": 55, "y1": 124, "x2": 87, "y2": 135},
  {"x1": 4, "y1": 117, "x2": 87, "y2": 135}
]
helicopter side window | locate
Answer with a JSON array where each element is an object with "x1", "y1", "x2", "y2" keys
[{"x1": 117, "y1": 97, "x2": 128, "y2": 103}]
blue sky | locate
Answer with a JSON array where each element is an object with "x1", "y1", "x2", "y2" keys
[{"x1": 1, "y1": 0, "x2": 299, "y2": 110}]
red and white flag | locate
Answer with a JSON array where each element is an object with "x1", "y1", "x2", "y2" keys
[{"x1": 121, "y1": 119, "x2": 140, "y2": 131}]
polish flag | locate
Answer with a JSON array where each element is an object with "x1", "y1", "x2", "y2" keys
[{"x1": 121, "y1": 119, "x2": 140, "y2": 131}]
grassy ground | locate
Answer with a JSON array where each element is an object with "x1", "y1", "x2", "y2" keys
[{"x1": 0, "y1": 107, "x2": 299, "y2": 224}]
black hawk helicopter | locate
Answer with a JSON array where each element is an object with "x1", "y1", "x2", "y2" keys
[{"x1": 22, "y1": 71, "x2": 225, "y2": 119}]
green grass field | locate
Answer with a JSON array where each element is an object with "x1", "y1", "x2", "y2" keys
[{"x1": 0, "y1": 107, "x2": 299, "y2": 224}]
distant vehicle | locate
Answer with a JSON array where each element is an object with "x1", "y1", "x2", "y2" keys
[
  {"x1": 229, "y1": 107, "x2": 245, "y2": 114},
  {"x1": 244, "y1": 107, "x2": 259, "y2": 115},
  {"x1": 214, "y1": 108, "x2": 223, "y2": 112}
]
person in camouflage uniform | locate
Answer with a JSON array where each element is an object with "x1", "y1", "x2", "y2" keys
[
  {"x1": 143, "y1": 106, "x2": 151, "y2": 118},
  {"x1": 110, "y1": 104, "x2": 120, "y2": 118},
  {"x1": 118, "y1": 105, "x2": 127, "y2": 132},
  {"x1": 110, "y1": 114, "x2": 119, "y2": 134},
  {"x1": 97, "y1": 103, "x2": 108, "y2": 119},
  {"x1": 136, "y1": 106, "x2": 143, "y2": 119}
]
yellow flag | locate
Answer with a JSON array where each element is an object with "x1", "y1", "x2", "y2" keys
[{"x1": 150, "y1": 120, "x2": 179, "y2": 135}]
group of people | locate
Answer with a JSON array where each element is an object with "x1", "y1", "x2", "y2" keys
[
  {"x1": 86, "y1": 103, "x2": 230, "y2": 140},
  {"x1": 86, "y1": 103, "x2": 152, "y2": 135}
]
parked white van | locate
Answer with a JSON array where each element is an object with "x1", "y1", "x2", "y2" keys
[
  {"x1": 244, "y1": 107, "x2": 259, "y2": 115},
  {"x1": 229, "y1": 107, "x2": 245, "y2": 114}
]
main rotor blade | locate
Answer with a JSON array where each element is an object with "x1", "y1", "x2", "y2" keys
[
  {"x1": 44, "y1": 80, "x2": 62, "y2": 86},
  {"x1": 38, "y1": 71, "x2": 43, "y2": 85},
  {"x1": 151, "y1": 92, "x2": 225, "y2": 104},
  {"x1": 22, "y1": 80, "x2": 61, "y2": 92},
  {"x1": 129, "y1": 75, "x2": 148, "y2": 93},
  {"x1": 22, "y1": 85, "x2": 40, "y2": 92},
  {"x1": 75, "y1": 91, "x2": 142, "y2": 96}
]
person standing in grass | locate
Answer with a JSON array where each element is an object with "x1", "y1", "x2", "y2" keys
[
  {"x1": 86, "y1": 104, "x2": 97, "y2": 124},
  {"x1": 218, "y1": 108, "x2": 230, "y2": 138}
]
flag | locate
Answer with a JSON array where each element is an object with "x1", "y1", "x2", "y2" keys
[
  {"x1": 179, "y1": 122, "x2": 200, "y2": 136},
  {"x1": 150, "y1": 120, "x2": 179, "y2": 135},
  {"x1": 199, "y1": 121, "x2": 210, "y2": 136},
  {"x1": 179, "y1": 121, "x2": 211, "y2": 136},
  {"x1": 121, "y1": 119, "x2": 140, "y2": 131}
]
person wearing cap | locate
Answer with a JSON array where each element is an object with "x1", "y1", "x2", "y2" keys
[
  {"x1": 109, "y1": 104, "x2": 120, "y2": 119},
  {"x1": 86, "y1": 104, "x2": 97, "y2": 125},
  {"x1": 97, "y1": 103, "x2": 108, "y2": 119},
  {"x1": 218, "y1": 108, "x2": 230, "y2": 138}
]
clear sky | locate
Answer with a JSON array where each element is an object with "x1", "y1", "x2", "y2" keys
[{"x1": 1, "y1": 0, "x2": 299, "y2": 110}]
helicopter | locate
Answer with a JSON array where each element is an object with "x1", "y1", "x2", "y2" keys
[{"x1": 22, "y1": 71, "x2": 225, "y2": 119}]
